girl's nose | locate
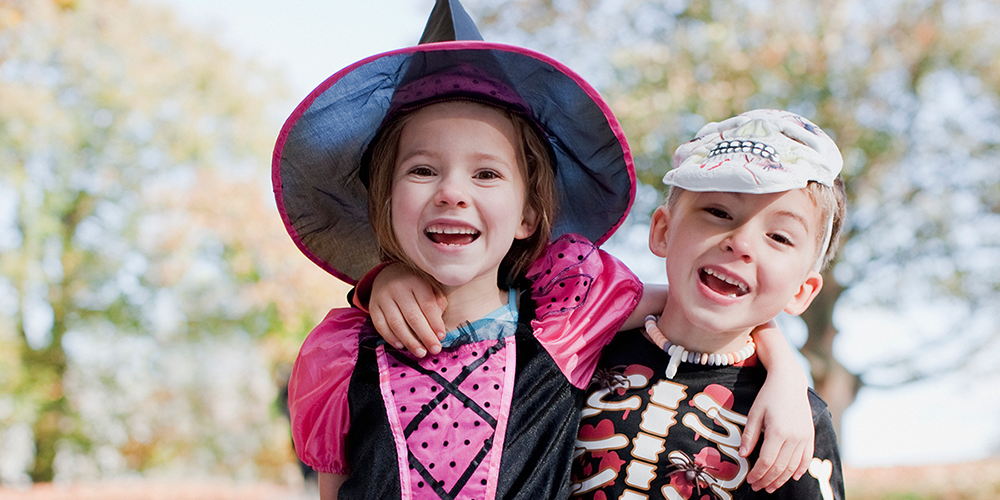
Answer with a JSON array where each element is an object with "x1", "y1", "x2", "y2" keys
[{"x1": 433, "y1": 174, "x2": 469, "y2": 207}]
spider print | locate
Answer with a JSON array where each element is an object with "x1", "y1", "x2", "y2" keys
[
  {"x1": 589, "y1": 365, "x2": 630, "y2": 391},
  {"x1": 664, "y1": 450, "x2": 720, "y2": 500}
]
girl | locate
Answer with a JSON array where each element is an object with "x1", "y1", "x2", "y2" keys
[{"x1": 276, "y1": 2, "x2": 642, "y2": 498}]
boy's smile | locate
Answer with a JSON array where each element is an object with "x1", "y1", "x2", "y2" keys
[
  {"x1": 649, "y1": 189, "x2": 824, "y2": 353},
  {"x1": 701, "y1": 267, "x2": 750, "y2": 297},
  {"x1": 390, "y1": 101, "x2": 537, "y2": 298}
]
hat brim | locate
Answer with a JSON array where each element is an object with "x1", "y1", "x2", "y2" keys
[{"x1": 273, "y1": 41, "x2": 635, "y2": 284}]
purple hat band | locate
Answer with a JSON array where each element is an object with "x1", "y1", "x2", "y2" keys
[{"x1": 387, "y1": 64, "x2": 531, "y2": 117}]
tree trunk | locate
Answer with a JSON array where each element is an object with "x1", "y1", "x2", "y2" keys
[
  {"x1": 21, "y1": 329, "x2": 68, "y2": 483},
  {"x1": 20, "y1": 192, "x2": 90, "y2": 483},
  {"x1": 799, "y1": 274, "x2": 862, "y2": 438}
]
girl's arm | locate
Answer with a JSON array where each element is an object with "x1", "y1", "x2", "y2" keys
[
  {"x1": 743, "y1": 322, "x2": 815, "y2": 493},
  {"x1": 319, "y1": 473, "x2": 347, "y2": 500}
]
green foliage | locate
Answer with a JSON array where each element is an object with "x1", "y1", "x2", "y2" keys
[
  {"x1": 472, "y1": 0, "x2": 1000, "y2": 423},
  {"x1": 0, "y1": 0, "x2": 307, "y2": 484}
]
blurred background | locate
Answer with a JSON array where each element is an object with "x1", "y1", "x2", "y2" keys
[{"x1": 2, "y1": 0, "x2": 1000, "y2": 498}]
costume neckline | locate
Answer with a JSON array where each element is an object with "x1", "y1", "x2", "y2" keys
[{"x1": 642, "y1": 315, "x2": 756, "y2": 379}]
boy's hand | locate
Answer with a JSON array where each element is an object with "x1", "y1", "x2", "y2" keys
[
  {"x1": 741, "y1": 320, "x2": 814, "y2": 492},
  {"x1": 370, "y1": 263, "x2": 447, "y2": 357}
]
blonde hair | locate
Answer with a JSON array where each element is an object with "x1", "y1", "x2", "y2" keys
[
  {"x1": 664, "y1": 175, "x2": 847, "y2": 271},
  {"x1": 365, "y1": 100, "x2": 557, "y2": 288}
]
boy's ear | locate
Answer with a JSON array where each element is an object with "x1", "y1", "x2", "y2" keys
[
  {"x1": 516, "y1": 205, "x2": 540, "y2": 240},
  {"x1": 783, "y1": 270, "x2": 824, "y2": 316},
  {"x1": 648, "y1": 205, "x2": 671, "y2": 258}
]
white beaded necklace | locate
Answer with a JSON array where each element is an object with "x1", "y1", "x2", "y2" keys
[{"x1": 642, "y1": 315, "x2": 756, "y2": 379}]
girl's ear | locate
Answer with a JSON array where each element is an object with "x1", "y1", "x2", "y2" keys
[
  {"x1": 783, "y1": 271, "x2": 823, "y2": 316},
  {"x1": 648, "y1": 205, "x2": 671, "y2": 258},
  {"x1": 516, "y1": 205, "x2": 540, "y2": 240}
]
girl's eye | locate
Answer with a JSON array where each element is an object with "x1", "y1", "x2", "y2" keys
[
  {"x1": 475, "y1": 169, "x2": 501, "y2": 180},
  {"x1": 408, "y1": 166, "x2": 434, "y2": 177}
]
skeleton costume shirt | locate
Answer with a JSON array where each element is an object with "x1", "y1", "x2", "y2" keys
[
  {"x1": 570, "y1": 328, "x2": 845, "y2": 500},
  {"x1": 288, "y1": 235, "x2": 642, "y2": 500}
]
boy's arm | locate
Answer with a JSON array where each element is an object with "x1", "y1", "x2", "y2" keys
[
  {"x1": 367, "y1": 263, "x2": 447, "y2": 357},
  {"x1": 619, "y1": 283, "x2": 668, "y2": 330},
  {"x1": 743, "y1": 321, "x2": 815, "y2": 492}
]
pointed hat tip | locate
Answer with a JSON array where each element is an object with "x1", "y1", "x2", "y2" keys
[{"x1": 419, "y1": 0, "x2": 484, "y2": 44}]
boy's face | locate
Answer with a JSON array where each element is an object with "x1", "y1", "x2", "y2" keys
[{"x1": 649, "y1": 188, "x2": 824, "y2": 336}]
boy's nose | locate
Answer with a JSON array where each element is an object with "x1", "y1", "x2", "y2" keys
[{"x1": 721, "y1": 229, "x2": 754, "y2": 262}]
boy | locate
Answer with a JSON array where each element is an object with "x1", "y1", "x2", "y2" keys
[{"x1": 569, "y1": 109, "x2": 846, "y2": 499}]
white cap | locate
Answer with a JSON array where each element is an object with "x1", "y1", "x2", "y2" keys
[{"x1": 664, "y1": 109, "x2": 842, "y2": 193}]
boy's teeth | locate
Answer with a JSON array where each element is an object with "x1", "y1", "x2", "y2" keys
[{"x1": 704, "y1": 268, "x2": 749, "y2": 295}]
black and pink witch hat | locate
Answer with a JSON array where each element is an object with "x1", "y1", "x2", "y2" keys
[{"x1": 273, "y1": 0, "x2": 636, "y2": 283}]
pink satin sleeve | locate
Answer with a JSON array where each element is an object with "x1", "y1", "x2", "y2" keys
[
  {"x1": 287, "y1": 307, "x2": 368, "y2": 474},
  {"x1": 526, "y1": 234, "x2": 642, "y2": 389}
]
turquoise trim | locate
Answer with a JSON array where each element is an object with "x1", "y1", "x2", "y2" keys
[{"x1": 439, "y1": 288, "x2": 519, "y2": 348}]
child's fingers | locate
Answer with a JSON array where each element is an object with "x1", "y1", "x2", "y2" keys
[
  {"x1": 372, "y1": 300, "x2": 427, "y2": 358},
  {"x1": 759, "y1": 441, "x2": 807, "y2": 492},
  {"x1": 792, "y1": 438, "x2": 814, "y2": 480},
  {"x1": 746, "y1": 436, "x2": 790, "y2": 490},
  {"x1": 739, "y1": 408, "x2": 764, "y2": 457},
  {"x1": 398, "y1": 285, "x2": 445, "y2": 353},
  {"x1": 373, "y1": 302, "x2": 427, "y2": 357},
  {"x1": 433, "y1": 295, "x2": 449, "y2": 340},
  {"x1": 401, "y1": 292, "x2": 443, "y2": 355}
]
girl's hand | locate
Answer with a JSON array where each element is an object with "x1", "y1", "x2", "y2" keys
[
  {"x1": 370, "y1": 263, "x2": 448, "y2": 357},
  {"x1": 741, "y1": 320, "x2": 814, "y2": 492}
]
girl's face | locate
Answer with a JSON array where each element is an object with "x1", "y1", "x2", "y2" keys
[{"x1": 390, "y1": 101, "x2": 537, "y2": 293}]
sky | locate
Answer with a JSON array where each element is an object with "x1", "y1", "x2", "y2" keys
[{"x1": 139, "y1": 0, "x2": 1000, "y2": 469}]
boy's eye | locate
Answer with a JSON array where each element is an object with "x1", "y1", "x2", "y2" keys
[
  {"x1": 769, "y1": 233, "x2": 793, "y2": 246},
  {"x1": 704, "y1": 207, "x2": 731, "y2": 219}
]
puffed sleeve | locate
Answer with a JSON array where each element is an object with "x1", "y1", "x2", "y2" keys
[
  {"x1": 287, "y1": 307, "x2": 369, "y2": 474},
  {"x1": 526, "y1": 234, "x2": 642, "y2": 389}
]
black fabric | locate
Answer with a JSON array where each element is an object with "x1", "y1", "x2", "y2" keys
[
  {"x1": 571, "y1": 328, "x2": 846, "y2": 500},
  {"x1": 494, "y1": 293, "x2": 584, "y2": 499},
  {"x1": 339, "y1": 331, "x2": 402, "y2": 499},
  {"x1": 419, "y1": 0, "x2": 484, "y2": 44},
  {"x1": 341, "y1": 291, "x2": 585, "y2": 499}
]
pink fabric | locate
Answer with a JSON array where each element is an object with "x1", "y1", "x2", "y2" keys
[
  {"x1": 375, "y1": 336, "x2": 517, "y2": 499},
  {"x1": 288, "y1": 234, "x2": 642, "y2": 475},
  {"x1": 288, "y1": 308, "x2": 366, "y2": 474},
  {"x1": 527, "y1": 234, "x2": 643, "y2": 389}
]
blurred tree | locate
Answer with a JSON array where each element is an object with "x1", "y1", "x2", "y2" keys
[
  {"x1": 472, "y1": 0, "x2": 1000, "y2": 434},
  {"x1": 0, "y1": 0, "x2": 347, "y2": 483}
]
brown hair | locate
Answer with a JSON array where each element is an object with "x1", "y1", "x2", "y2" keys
[{"x1": 365, "y1": 100, "x2": 557, "y2": 288}]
